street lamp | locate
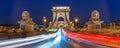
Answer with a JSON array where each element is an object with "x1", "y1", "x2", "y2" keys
[
  {"x1": 70, "y1": 21, "x2": 73, "y2": 25},
  {"x1": 74, "y1": 17, "x2": 79, "y2": 29},
  {"x1": 74, "y1": 18, "x2": 78, "y2": 23},
  {"x1": 43, "y1": 16, "x2": 47, "y2": 28}
]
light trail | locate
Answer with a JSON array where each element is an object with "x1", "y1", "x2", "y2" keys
[
  {"x1": 0, "y1": 33, "x2": 58, "y2": 48},
  {"x1": 37, "y1": 29, "x2": 62, "y2": 48},
  {"x1": 53, "y1": 29, "x2": 61, "y2": 44},
  {"x1": 66, "y1": 30, "x2": 120, "y2": 48},
  {"x1": 0, "y1": 34, "x2": 54, "y2": 46}
]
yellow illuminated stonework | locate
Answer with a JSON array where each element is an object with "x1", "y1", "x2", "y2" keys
[{"x1": 50, "y1": 6, "x2": 71, "y2": 28}]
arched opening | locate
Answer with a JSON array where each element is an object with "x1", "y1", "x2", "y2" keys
[{"x1": 58, "y1": 17, "x2": 64, "y2": 21}]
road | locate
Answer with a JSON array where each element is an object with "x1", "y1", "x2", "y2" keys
[{"x1": 0, "y1": 29, "x2": 114, "y2": 48}]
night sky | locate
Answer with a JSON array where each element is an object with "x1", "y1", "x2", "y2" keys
[{"x1": 0, "y1": 0, "x2": 120, "y2": 25}]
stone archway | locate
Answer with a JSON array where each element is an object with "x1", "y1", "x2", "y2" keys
[
  {"x1": 58, "y1": 17, "x2": 64, "y2": 21},
  {"x1": 51, "y1": 6, "x2": 70, "y2": 28}
]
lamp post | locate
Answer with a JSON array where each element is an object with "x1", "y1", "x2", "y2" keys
[
  {"x1": 113, "y1": 22, "x2": 116, "y2": 29},
  {"x1": 74, "y1": 17, "x2": 79, "y2": 29},
  {"x1": 43, "y1": 16, "x2": 47, "y2": 28},
  {"x1": 70, "y1": 21, "x2": 73, "y2": 25}
]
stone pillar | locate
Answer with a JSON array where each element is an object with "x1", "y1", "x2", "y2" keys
[
  {"x1": 18, "y1": 11, "x2": 35, "y2": 32},
  {"x1": 87, "y1": 10, "x2": 104, "y2": 32},
  {"x1": 25, "y1": 24, "x2": 34, "y2": 32}
]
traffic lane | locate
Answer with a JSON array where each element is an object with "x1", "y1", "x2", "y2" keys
[
  {"x1": 65, "y1": 36, "x2": 115, "y2": 48},
  {"x1": 13, "y1": 28, "x2": 114, "y2": 48},
  {"x1": 66, "y1": 30, "x2": 120, "y2": 48},
  {"x1": 19, "y1": 36, "x2": 74, "y2": 48},
  {"x1": 50, "y1": 29, "x2": 97, "y2": 48},
  {"x1": 18, "y1": 29, "x2": 61, "y2": 48},
  {"x1": 19, "y1": 29, "x2": 74, "y2": 48},
  {"x1": 50, "y1": 35, "x2": 111, "y2": 48},
  {"x1": 37, "y1": 29, "x2": 75, "y2": 48},
  {"x1": 0, "y1": 33, "x2": 56, "y2": 47},
  {"x1": 50, "y1": 34, "x2": 74, "y2": 48},
  {"x1": 18, "y1": 38, "x2": 55, "y2": 48}
]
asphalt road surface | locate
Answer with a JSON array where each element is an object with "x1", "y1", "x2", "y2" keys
[
  {"x1": 2, "y1": 29, "x2": 113, "y2": 48},
  {"x1": 17, "y1": 29, "x2": 113, "y2": 48}
]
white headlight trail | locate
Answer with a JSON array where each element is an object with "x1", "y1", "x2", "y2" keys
[
  {"x1": 37, "y1": 29, "x2": 62, "y2": 48},
  {"x1": 0, "y1": 33, "x2": 57, "y2": 48}
]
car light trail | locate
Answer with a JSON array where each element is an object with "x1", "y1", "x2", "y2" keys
[
  {"x1": 0, "y1": 33, "x2": 58, "y2": 48},
  {"x1": 66, "y1": 30, "x2": 120, "y2": 48},
  {"x1": 37, "y1": 29, "x2": 62, "y2": 48},
  {"x1": 53, "y1": 29, "x2": 61, "y2": 44}
]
